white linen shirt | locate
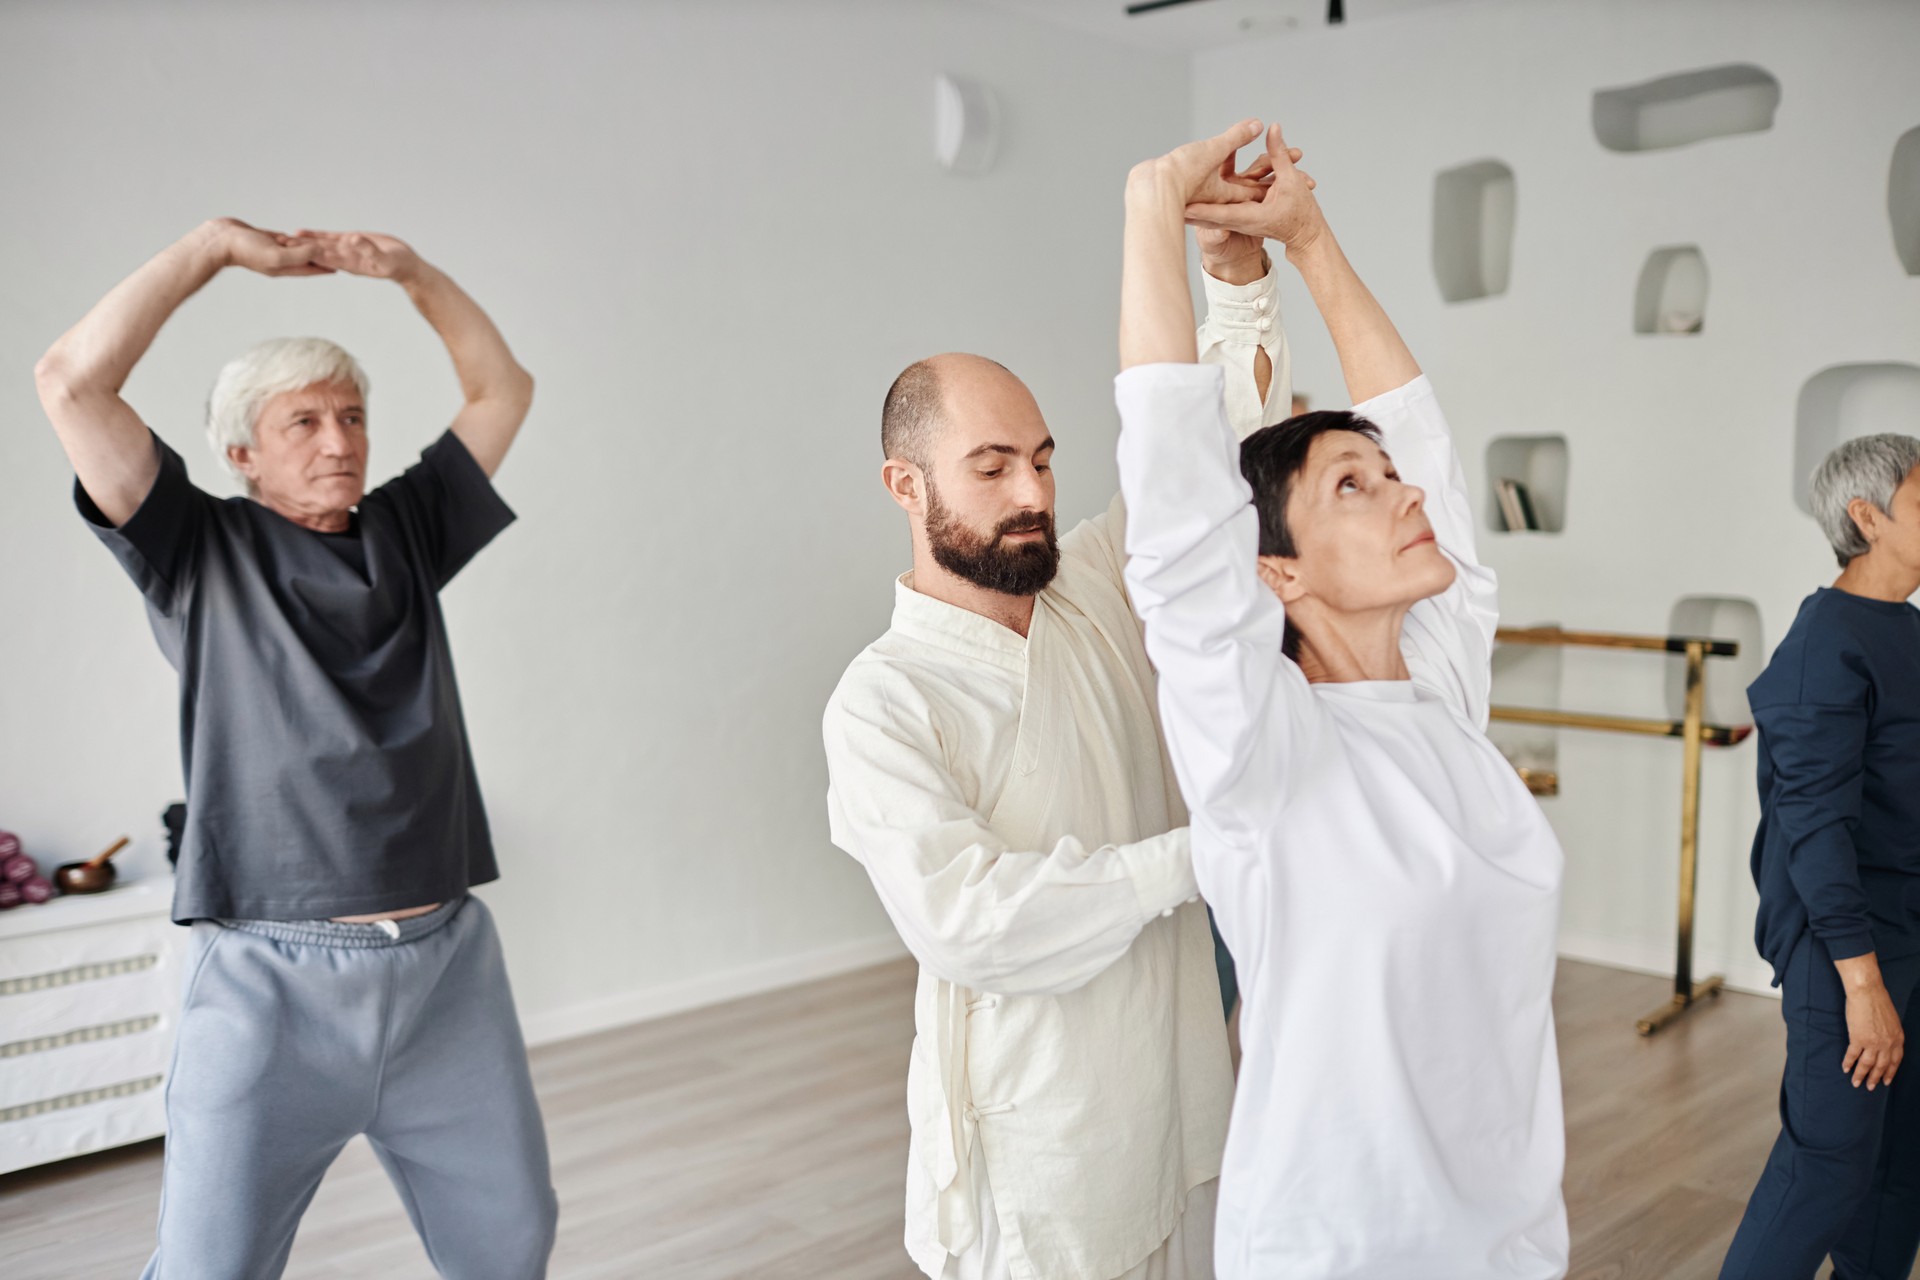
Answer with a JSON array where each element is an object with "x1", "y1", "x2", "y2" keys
[
  {"x1": 824, "y1": 268, "x2": 1290, "y2": 1280},
  {"x1": 1116, "y1": 365, "x2": 1567, "y2": 1279}
]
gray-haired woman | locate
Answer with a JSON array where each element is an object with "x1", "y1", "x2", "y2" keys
[{"x1": 1722, "y1": 432, "x2": 1920, "y2": 1279}]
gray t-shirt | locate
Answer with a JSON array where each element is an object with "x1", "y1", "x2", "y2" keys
[{"x1": 78, "y1": 430, "x2": 515, "y2": 923}]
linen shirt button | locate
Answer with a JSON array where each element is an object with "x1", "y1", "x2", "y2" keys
[
  {"x1": 1254, "y1": 296, "x2": 1269, "y2": 312},
  {"x1": 1256, "y1": 316, "x2": 1272, "y2": 332},
  {"x1": 1160, "y1": 907, "x2": 1175, "y2": 918}
]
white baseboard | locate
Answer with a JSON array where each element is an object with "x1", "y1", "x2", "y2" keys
[
  {"x1": 521, "y1": 927, "x2": 1774, "y2": 1050},
  {"x1": 519, "y1": 932, "x2": 910, "y2": 1047},
  {"x1": 1557, "y1": 928, "x2": 1779, "y2": 999}
]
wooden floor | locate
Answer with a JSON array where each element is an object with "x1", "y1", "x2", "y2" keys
[{"x1": 0, "y1": 958, "x2": 1895, "y2": 1279}]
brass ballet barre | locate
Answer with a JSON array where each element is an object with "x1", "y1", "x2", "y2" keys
[{"x1": 1490, "y1": 626, "x2": 1751, "y2": 1036}]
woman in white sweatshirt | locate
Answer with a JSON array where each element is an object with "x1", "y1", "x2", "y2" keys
[{"x1": 1111, "y1": 119, "x2": 1568, "y2": 1280}]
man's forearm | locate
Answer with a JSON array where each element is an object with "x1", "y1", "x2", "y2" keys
[
  {"x1": 399, "y1": 263, "x2": 532, "y2": 408},
  {"x1": 397, "y1": 260, "x2": 531, "y2": 477},
  {"x1": 37, "y1": 223, "x2": 226, "y2": 399},
  {"x1": 1285, "y1": 232, "x2": 1419, "y2": 405},
  {"x1": 35, "y1": 224, "x2": 233, "y2": 523}
]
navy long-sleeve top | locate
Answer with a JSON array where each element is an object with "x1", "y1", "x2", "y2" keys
[{"x1": 1750, "y1": 587, "x2": 1920, "y2": 982}]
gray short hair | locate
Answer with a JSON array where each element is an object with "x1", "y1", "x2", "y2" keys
[
  {"x1": 1810, "y1": 433, "x2": 1920, "y2": 567},
  {"x1": 206, "y1": 338, "x2": 369, "y2": 477}
]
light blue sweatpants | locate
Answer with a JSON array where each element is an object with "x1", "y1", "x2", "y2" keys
[{"x1": 141, "y1": 896, "x2": 558, "y2": 1279}]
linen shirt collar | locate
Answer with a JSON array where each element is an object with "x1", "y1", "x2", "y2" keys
[{"x1": 891, "y1": 572, "x2": 1031, "y2": 672}]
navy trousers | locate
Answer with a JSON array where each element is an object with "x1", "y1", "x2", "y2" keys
[{"x1": 1721, "y1": 930, "x2": 1920, "y2": 1279}]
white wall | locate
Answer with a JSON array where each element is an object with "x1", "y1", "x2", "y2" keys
[
  {"x1": 14, "y1": 0, "x2": 1909, "y2": 1037},
  {"x1": 0, "y1": 0, "x2": 1191, "y2": 1040},
  {"x1": 1195, "y1": 0, "x2": 1920, "y2": 994}
]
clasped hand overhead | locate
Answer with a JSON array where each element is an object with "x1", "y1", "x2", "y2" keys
[
  {"x1": 206, "y1": 217, "x2": 424, "y2": 283},
  {"x1": 1133, "y1": 119, "x2": 1328, "y2": 263}
]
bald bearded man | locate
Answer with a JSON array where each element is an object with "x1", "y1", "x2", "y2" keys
[{"x1": 823, "y1": 227, "x2": 1292, "y2": 1280}]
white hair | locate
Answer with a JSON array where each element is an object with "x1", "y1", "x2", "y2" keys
[
  {"x1": 206, "y1": 337, "x2": 370, "y2": 477},
  {"x1": 1810, "y1": 433, "x2": 1920, "y2": 567}
]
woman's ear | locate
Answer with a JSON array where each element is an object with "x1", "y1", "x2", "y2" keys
[
  {"x1": 1847, "y1": 495, "x2": 1884, "y2": 549},
  {"x1": 1256, "y1": 554, "x2": 1307, "y2": 604}
]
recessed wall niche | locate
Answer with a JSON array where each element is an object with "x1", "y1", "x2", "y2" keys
[
  {"x1": 1592, "y1": 64, "x2": 1781, "y2": 153},
  {"x1": 1892, "y1": 126, "x2": 1920, "y2": 276},
  {"x1": 1633, "y1": 246, "x2": 1708, "y2": 335},
  {"x1": 1484, "y1": 435, "x2": 1567, "y2": 533},
  {"x1": 1792, "y1": 363, "x2": 1920, "y2": 513},
  {"x1": 1432, "y1": 160, "x2": 1515, "y2": 303},
  {"x1": 1665, "y1": 596, "x2": 1764, "y2": 727}
]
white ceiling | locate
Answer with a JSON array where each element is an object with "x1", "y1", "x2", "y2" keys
[{"x1": 974, "y1": 0, "x2": 1482, "y2": 53}]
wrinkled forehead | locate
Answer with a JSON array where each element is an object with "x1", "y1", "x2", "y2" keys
[{"x1": 262, "y1": 379, "x2": 365, "y2": 417}]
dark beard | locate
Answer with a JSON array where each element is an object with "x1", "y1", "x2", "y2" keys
[{"x1": 925, "y1": 484, "x2": 1060, "y2": 597}]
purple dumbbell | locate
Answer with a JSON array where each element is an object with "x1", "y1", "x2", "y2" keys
[
  {"x1": 0, "y1": 831, "x2": 20, "y2": 860},
  {"x1": 2, "y1": 853, "x2": 36, "y2": 884},
  {"x1": 19, "y1": 877, "x2": 53, "y2": 905},
  {"x1": 0, "y1": 881, "x2": 20, "y2": 910}
]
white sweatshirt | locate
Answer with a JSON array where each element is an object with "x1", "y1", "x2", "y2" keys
[{"x1": 1116, "y1": 363, "x2": 1567, "y2": 1280}]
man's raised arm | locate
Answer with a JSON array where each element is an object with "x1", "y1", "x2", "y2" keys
[
  {"x1": 34, "y1": 219, "x2": 328, "y2": 525},
  {"x1": 300, "y1": 231, "x2": 533, "y2": 478},
  {"x1": 1196, "y1": 228, "x2": 1292, "y2": 434}
]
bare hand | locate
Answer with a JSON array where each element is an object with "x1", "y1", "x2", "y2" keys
[
  {"x1": 296, "y1": 229, "x2": 423, "y2": 283},
  {"x1": 1842, "y1": 972, "x2": 1905, "y2": 1090},
  {"x1": 1132, "y1": 118, "x2": 1275, "y2": 214},
  {"x1": 1186, "y1": 124, "x2": 1326, "y2": 253},
  {"x1": 1196, "y1": 145, "x2": 1301, "y2": 282},
  {"x1": 208, "y1": 218, "x2": 332, "y2": 277}
]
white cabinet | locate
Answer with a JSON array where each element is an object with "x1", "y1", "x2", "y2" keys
[{"x1": 0, "y1": 877, "x2": 185, "y2": 1174}]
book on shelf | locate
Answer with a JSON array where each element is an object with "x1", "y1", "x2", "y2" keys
[{"x1": 1496, "y1": 477, "x2": 1542, "y2": 532}]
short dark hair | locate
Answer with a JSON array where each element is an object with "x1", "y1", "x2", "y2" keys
[
  {"x1": 881, "y1": 355, "x2": 1014, "y2": 467},
  {"x1": 882, "y1": 360, "x2": 942, "y2": 467},
  {"x1": 1239, "y1": 410, "x2": 1384, "y2": 556}
]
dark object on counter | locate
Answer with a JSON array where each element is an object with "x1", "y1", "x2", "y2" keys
[
  {"x1": 54, "y1": 835, "x2": 129, "y2": 896},
  {"x1": 163, "y1": 803, "x2": 185, "y2": 867}
]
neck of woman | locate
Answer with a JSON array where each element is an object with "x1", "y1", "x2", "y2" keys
[
  {"x1": 1294, "y1": 604, "x2": 1414, "y2": 684},
  {"x1": 1834, "y1": 550, "x2": 1920, "y2": 604}
]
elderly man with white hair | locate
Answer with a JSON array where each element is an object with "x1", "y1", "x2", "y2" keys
[
  {"x1": 1721, "y1": 432, "x2": 1920, "y2": 1280},
  {"x1": 35, "y1": 217, "x2": 554, "y2": 1279}
]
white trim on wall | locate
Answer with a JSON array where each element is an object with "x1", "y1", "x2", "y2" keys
[
  {"x1": 1557, "y1": 929, "x2": 1779, "y2": 1000},
  {"x1": 520, "y1": 931, "x2": 911, "y2": 1048}
]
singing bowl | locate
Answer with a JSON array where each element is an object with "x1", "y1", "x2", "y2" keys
[{"x1": 54, "y1": 861, "x2": 117, "y2": 895}]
